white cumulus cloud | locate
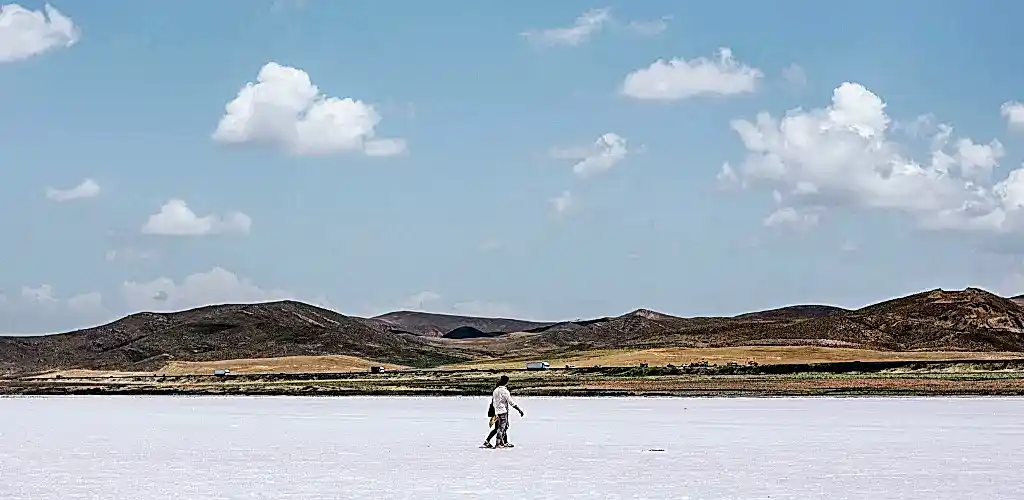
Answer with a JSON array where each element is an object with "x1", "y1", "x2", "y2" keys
[
  {"x1": 0, "y1": 3, "x2": 78, "y2": 63},
  {"x1": 552, "y1": 132, "x2": 628, "y2": 178},
  {"x1": 213, "y1": 62, "x2": 406, "y2": 157},
  {"x1": 120, "y1": 267, "x2": 293, "y2": 313},
  {"x1": 722, "y1": 81, "x2": 1024, "y2": 247},
  {"x1": 0, "y1": 284, "x2": 107, "y2": 334},
  {"x1": 141, "y1": 199, "x2": 251, "y2": 236},
  {"x1": 2, "y1": 269, "x2": 335, "y2": 335},
  {"x1": 1001, "y1": 101, "x2": 1024, "y2": 129},
  {"x1": 45, "y1": 178, "x2": 99, "y2": 201},
  {"x1": 622, "y1": 48, "x2": 762, "y2": 101}
]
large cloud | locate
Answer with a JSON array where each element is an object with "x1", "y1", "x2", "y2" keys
[
  {"x1": 0, "y1": 285, "x2": 108, "y2": 335},
  {"x1": 721, "y1": 82, "x2": 1024, "y2": 246},
  {"x1": 212, "y1": 62, "x2": 406, "y2": 157},
  {"x1": 120, "y1": 267, "x2": 296, "y2": 312},
  {"x1": 0, "y1": 3, "x2": 78, "y2": 63},
  {"x1": 1, "y1": 268, "x2": 327, "y2": 335}
]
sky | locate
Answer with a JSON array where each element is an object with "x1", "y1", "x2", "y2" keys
[{"x1": 4, "y1": 0, "x2": 1024, "y2": 334}]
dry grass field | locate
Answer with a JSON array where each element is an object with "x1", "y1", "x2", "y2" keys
[
  {"x1": 155, "y1": 355, "x2": 406, "y2": 375},
  {"x1": 444, "y1": 346, "x2": 1024, "y2": 370},
  {"x1": 25, "y1": 347, "x2": 1024, "y2": 379}
]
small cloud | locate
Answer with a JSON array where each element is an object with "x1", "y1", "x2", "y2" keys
[
  {"x1": 0, "y1": 3, "x2": 79, "y2": 63},
  {"x1": 45, "y1": 178, "x2": 100, "y2": 201},
  {"x1": 763, "y1": 207, "x2": 820, "y2": 231},
  {"x1": 626, "y1": 16, "x2": 670, "y2": 36},
  {"x1": 21, "y1": 284, "x2": 56, "y2": 304},
  {"x1": 141, "y1": 199, "x2": 251, "y2": 236},
  {"x1": 622, "y1": 48, "x2": 762, "y2": 101},
  {"x1": 106, "y1": 248, "x2": 156, "y2": 262},
  {"x1": 1001, "y1": 101, "x2": 1024, "y2": 129},
  {"x1": 551, "y1": 190, "x2": 574, "y2": 214},
  {"x1": 521, "y1": 8, "x2": 612, "y2": 46},
  {"x1": 521, "y1": 8, "x2": 669, "y2": 46},
  {"x1": 551, "y1": 132, "x2": 628, "y2": 178}
]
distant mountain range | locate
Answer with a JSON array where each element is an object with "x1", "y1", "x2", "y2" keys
[{"x1": 2, "y1": 287, "x2": 1024, "y2": 375}]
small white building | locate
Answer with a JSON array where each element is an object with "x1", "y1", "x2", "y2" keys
[{"x1": 525, "y1": 361, "x2": 550, "y2": 371}]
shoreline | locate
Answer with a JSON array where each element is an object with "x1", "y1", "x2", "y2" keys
[{"x1": 5, "y1": 363, "x2": 1024, "y2": 398}]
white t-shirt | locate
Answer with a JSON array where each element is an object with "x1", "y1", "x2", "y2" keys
[{"x1": 491, "y1": 386, "x2": 515, "y2": 414}]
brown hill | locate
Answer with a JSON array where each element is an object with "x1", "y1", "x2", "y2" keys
[
  {"x1": 734, "y1": 304, "x2": 849, "y2": 321},
  {"x1": 2, "y1": 287, "x2": 1023, "y2": 375},
  {"x1": 1012, "y1": 294, "x2": 1024, "y2": 308},
  {"x1": 0, "y1": 301, "x2": 466, "y2": 375},
  {"x1": 368, "y1": 311, "x2": 553, "y2": 337},
  {"x1": 512, "y1": 288, "x2": 1024, "y2": 353}
]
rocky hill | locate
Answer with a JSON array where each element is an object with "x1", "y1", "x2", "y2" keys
[
  {"x1": 1011, "y1": 294, "x2": 1024, "y2": 308},
  {"x1": 2, "y1": 287, "x2": 1023, "y2": 375},
  {"x1": 734, "y1": 305, "x2": 850, "y2": 321},
  {"x1": 0, "y1": 301, "x2": 466, "y2": 375},
  {"x1": 367, "y1": 311, "x2": 553, "y2": 337}
]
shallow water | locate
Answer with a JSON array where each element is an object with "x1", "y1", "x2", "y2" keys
[{"x1": 1, "y1": 396, "x2": 1021, "y2": 499}]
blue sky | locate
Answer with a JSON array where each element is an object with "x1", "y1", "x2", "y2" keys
[{"x1": 3, "y1": 0, "x2": 1024, "y2": 333}]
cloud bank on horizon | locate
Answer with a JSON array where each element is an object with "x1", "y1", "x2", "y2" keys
[{"x1": 3, "y1": 1, "x2": 1024, "y2": 334}]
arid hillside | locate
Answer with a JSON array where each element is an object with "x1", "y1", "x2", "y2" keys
[
  {"x1": 365, "y1": 311, "x2": 553, "y2": 337},
  {"x1": 503, "y1": 288, "x2": 1024, "y2": 354},
  {"x1": 2, "y1": 287, "x2": 1024, "y2": 375},
  {"x1": 0, "y1": 301, "x2": 466, "y2": 375}
]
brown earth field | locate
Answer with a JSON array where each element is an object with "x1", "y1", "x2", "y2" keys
[
  {"x1": 442, "y1": 346, "x2": 1024, "y2": 370},
  {"x1": 23, "y1": 347, "x2": 1022, "y2": 378},
  {"x1": 4, "y1": 360, "x2": 1024, "y2": 397}
]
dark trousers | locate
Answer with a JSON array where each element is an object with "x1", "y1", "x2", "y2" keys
[{"x1": 494, "y1": 412, "x2": 510, "y2": 445}]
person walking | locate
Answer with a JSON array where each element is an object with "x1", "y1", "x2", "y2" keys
[
  {"x1": 482, "y1": 401, "x2": 498, "y2": 448},
  {"x1": 490, "y1": 375, "x2": 524, "y2": 448}
]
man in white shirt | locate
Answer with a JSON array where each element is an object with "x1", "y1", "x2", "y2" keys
[{"x1": 491, "y1": 375, "x2": 524, "y2": 448}]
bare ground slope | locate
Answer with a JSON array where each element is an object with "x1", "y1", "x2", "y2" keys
[
  {"x1": 3, "y1": 287, "x2": 1024, "y2": 375},
  {"x1": 0, "y1": 301, "x2": 466, "y2": 375},
  {"x1": 366, "y1": 311, "x2": 554, "y2": 337}
]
